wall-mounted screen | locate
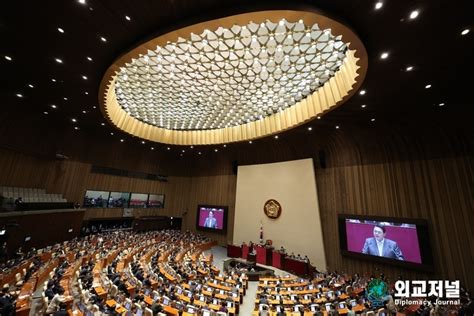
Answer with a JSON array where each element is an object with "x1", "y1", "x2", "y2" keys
[
  {"x1": 107, "y1": 192, "x2": 131, "y2": 208},
  {"x1": 196, "y1": 205, "x2": 227, "y2": 234},
  {"x1": 338, "y1": 214, "x2": 433, "y2": 270},
  {"x1": 148, "y1": 194, "x2": 165, "y2": 208},
  {"x1": 83, "y1": 190, "x2": 109, "y2": 208},
  {"x1": 130, "y1": 193, "x2": 148, "y2": 208}
]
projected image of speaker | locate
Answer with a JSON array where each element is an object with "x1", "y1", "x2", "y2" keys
[{"x1": 196, "y1": 205, "x2": 228, "y2": 234}]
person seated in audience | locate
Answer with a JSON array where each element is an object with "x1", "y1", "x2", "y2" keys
[
  {"x1": 346, "y1": 304, "x2": 356, "y2": 316},
  {"x1": 218, "y1": 302, "x2": 228, "y2": 313},
  {"x1": 312, "y1": 305, "x2": 324, "y2": 316},
  {"x1": 46, "y1": 287, "x2": 66, "y2": 314},
  {"x1": 0, "y1": 288, "x2": 14, "y2": 316},
  {"x1": 14, "y1": 197, "x2": 23, "y2": 210},
  {"x1": 52, "y1": 302, "x2": 68, "y2": 316}
]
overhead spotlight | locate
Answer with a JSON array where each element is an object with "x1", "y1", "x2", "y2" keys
[
  {"x1": 425, "y1": 84, "x2": 432, "y2": 89},
  {"x1": 63, "y1": 97, "x2": 68, "y2": 100},
  {"x1": 78, "y1": 0, "x2": 86, "y2": 4},
  {"x1": 74, "y1": 126, "x2": 80, "y2": 130},
  {"x1": 249, "y1": 141, "x2": 253, "y2": 144},
  {"x1": 71, "y1": 118, "x2": 77, "y2": 123},
  {"x1": 28, "y1": 84, "x2": 34, "y2": 88},
  {"x1": 359, "y1": 90, "x2": 366, "y2": 95},
  {"x1": 55, "y1": 58, "x2": 63, "y2": 63},
  {"x1": 82, "y1": 110, "x2": 87, "y2": 114},
  {"x1": 167, "y1": 147, "x2": 170, "y2": 150},
  {"x1": 151, "y1": 147, "x2": 155, "y2": 150},
  {"x1": 380, "y1": 52, "x2": 389, "y2": 59},
  {"x1": 4, "y1": 56, "x2": 12, "y2": 61},
  {"x1": 461, "y1": 28, "x2": 470, "y2": 36},
  {"x1": 57, "y1": 27, "x2": 64, "y2": 33},
  {"x1": 335, "y1": 125, "x2": 340, "y2": 129},
  {"x1": 274, "y1": 135, "x2": 279, "y2": 139},
  {"x1": 125, "y1": 16, "x2": 131, "y2": 21},
  {"x1": 438, "y1": 103, "x2": 445, "y2": 107},
  {"x1": 82, "y1": 75, "x2": 88, "y2": 80},
  {"x1": 361, "y1": 104, "x2": 367, "y2": 108},
  {"x1": 375, "y1": 2, "x2": 383, "y2": 10},
  {"x1": 120, "y1": 139, "x2": 124, "y2": 142},
  {"x1": 371, "y1": 118, "x2": 376, "y2": 122},
  {"x1": 308, "y1": 127, "x2": 313, "y2": 131},
  {"x1": 409, "y1": 10, "x2": 419, "y2": 19},
  {"x1": 51, "y1": 78, "x2": 57, "y2": 82},
  {"x1": 110, "y1": 132, "x2": 114, "y2": 135},
  {"x1": 16, "y1": 93, "x2": 23, "y2": 98},
  {"x1": 214, "y1": 149, "x2": 218, "y2": 152},
  {"x1": 405, "y1": 66, "x2": 413, "y2": 71},
  {"x1": 100, "y1": 36, "x2": 107, "y2": 42},
  {"x1": 317, "y1": 116, "x2": 321, "y2": 119},
  {"x1": 50, "y1": 105, "x2": 57, "y2": 109},
  {"x1": 87, "y1": 56, "x2": 93, "y2": 61},
  {"x1": 141, "y1": 141, "x2": 145, "y2": 144},
  {"x1": 198, "y1": 152, "x2": 202, "y2": 155},
  {"x1": 101, "y1": 123, "x2": 105, "y2": 126},
  {"x1": 44, "y1": 111, "x2": 49, "y2": 115}
]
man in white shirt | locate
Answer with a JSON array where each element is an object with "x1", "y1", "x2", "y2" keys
[{"x1": 361, "y1": 225, "x2": 404, "y2": 260}]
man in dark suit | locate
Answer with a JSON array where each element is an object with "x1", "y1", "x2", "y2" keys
[
  {"x1": 203, "y1": 211, "x2": 218, "y2": 228},
  {"x1": 362, "y1": 224, "x2": 404, "y2": 260}
]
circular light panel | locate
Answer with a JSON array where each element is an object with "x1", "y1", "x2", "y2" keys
[{"x1": 100, "y1": 10, "x2": 367, "y2": 145}]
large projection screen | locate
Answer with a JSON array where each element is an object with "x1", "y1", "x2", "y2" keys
[{"x1": 233, "y1": 158, "x2": 327, "y2": 270}]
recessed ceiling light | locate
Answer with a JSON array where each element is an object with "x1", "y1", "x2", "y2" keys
[
  {"x1": 151, "y1": 147, "x2": 154, "y2": 150},
  {"x1": 249, "y1": 141, "x2": 253, "y2": 144},
  {"x1": 223, "y1": 144, "x2": 227, "y2": 147},
  {"x1": 101, "y1": 123, "x2": 105, "y2": 126},
  {"x1": 110, "y1": 132, "x2": 114, "y2": 135},
  {"x1": 190, "y1": 145, "x2": 194, "y2": 149},
  {"x1": 63, "y1": 97, "x2": 68, "y2": 100},
  {"x1": 317, "y1": 116, "x2": 321, "y2": 119},
  {"x1": 181, "y1": 149, "x2": 185, "y2": 153},
  {"x1": 409, "y1": 10, "x2": 419, "y2": 19},
  {"x1": 125, "y1": 16, "x2": 131, "y2": 21},
  {"x1": 375, "y1": 2, "x2": 383, "y2": 10},
  {"x1": 335, "y1": 125, "x2": 340, "y2": 129},
  {"x1": 274, "y1": 135, "x2": 279, "y2": 139},
  {"x1": 198, "y1": 152, "x2": 202, "y2": 155},
  {"x1": 361, "y1": 104, "x2": 367, "y2": 108},
  {"x1": 28, "y1": 84, "x2": 34, "y2": 88},
  {"x1": 371, "y1": 118, "x2": 376, "y2": 122},
  {"x1": 425, "y1": 84, "x2": 432, "y2": 89},
  {"x1": 214, "y1": 149, "x2": 218, "y2": 152},
  {"x1": 461, "y1": 28, "x2": 470, "y2": 36},
  {"x1": 439, "y1": 103, "x2": 445, "y2": 106},
  {"x1": 93, "y1": 106, "x2": 96, "y2": 109},
  {"x1": 308, "y1": 127, "x2": 312, "y2": 131},
  {"x1": 380, "y1": 52, "x2": 389, "y2": 59},
  {"x1": 51, "y1": 78, "x2": 57, "y2": 82},
  {"x1": 71, "y1": 118, "x2": 77, "y2": 122},
  {"x1": 120, "y1": 139, "x2": 124, "y2": 142},
  {"x1": 359, "y1": 90, "x2": 366, "y2": 95},
  {"x1": 4, "y1": 56, "x2": 12, "y2": 61},
  {"x1": 16, "y1": 93, "x2": 23, "y2": 98},
  {"x1": 55, "y1": 58, "x2": 63, "y2": 63},
  {"x1": 405, "y1": 66, "x2": 413, "y2": 71},
  {"x1": 82, "y1": 110, "x2": 87, "y2": 114},
  {"x1": 85, "y1": 92, "x2": 89, "y2": 95},
  {"x1": 74, "y1": 126, "x2": 80, "y2": 130},
  {"x1": 57, "y1": 27, "x2": 64, "y2": 33},
  {"x1": 167, "y1": 147, "x2": 170, "y2": 150},
  {"x1": 87, "y1": 56, "x2": 93, "y2": 61},
  {"x1": 82, "y1": 75, "x2": 88, "y2": 80},
  {"x1": 100, "y1": 36, "x2": 107, "y2": 42},
  {"x1": 78, "y1": 0, "x2": 86, "y2": 4},
  {"x1": 44, "y1": 111, "x2": 49, "y2": 115},
  {"x1": 50, "y1": 105, "x2": 57, "y2": 109}
]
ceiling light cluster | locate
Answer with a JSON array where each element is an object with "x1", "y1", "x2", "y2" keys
[{"x1": 114, "y1": 19, "x2": 348, "y2": 131}]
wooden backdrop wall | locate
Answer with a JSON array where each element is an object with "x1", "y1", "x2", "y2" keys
[{"x1": 0, "y1": 118, "x2": 472, "y2": 289}]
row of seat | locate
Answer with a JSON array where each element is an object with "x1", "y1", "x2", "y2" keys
[{"x1": 0, "y1": 186, "x2": 67, "y2": 203}]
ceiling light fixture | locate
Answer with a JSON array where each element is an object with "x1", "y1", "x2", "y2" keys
[
  {"x1": 405, "y1": 66, "x2": 413, "y2": 71},
  {"x1": 44, "y1": 111, "x2": 49, "y2": 115},
  {"x1": 151, "y1": 147, "x2": 155, "y2": 150},
  {"x1": 87, "y1": 56, "x2": 93, "y2": 61},
  {"x1": 57, "y1": 27, "x2": 64, "y2": 33},
  {"x1": 359, "y1": 90, "x2": 367, "y2": 95},
  {"x1": 120, "y1": 139, "x2": 124, "y2": 142},
  {"x1": 375, "y1": 2, "x2": 383, "y2": 10},
  {"x1": 16, "y1": 93, "x2": 23, "y2": 98},
  {"x1": 4, "y1": 56, "x2": 12, "y2": 61},
  {"x1": 100, "y1": 36, "x2": 107, "y2": 42},
  {"x1": 308, "y1": 127, "x2": 313, "y2": 131},
  {"x1": 361, "y1": 104, "x2": 367, "y2": 108},
  {"x1": 380, "y1": 52, "x2": 389, "y2": 59},
  {"x1": 409, "y1": 10, "x2": 419, "y2": 19},
  {"x1": 335, "y1": 125, "x2": 340, "y2": 129},
  {"x1": 71, "y1": 118, "x2": 77, "y2": 122},
  {"x1": 51, "y1": 105, "x2": 57, "y2": 109},
  {"x1": 425, "y1": 84, "x2": 432, "y2": 89},
  {"x1": 274, "y1": 135, "x2": 279, "y2": 139},
  {"x1": 101, "y1": 123, "x2": 105, "y2": 126},
  {"x1": 51, "y1": 78, "x2": 57, "y2": 82},
  {"x1": 438, "y1": 103, "x2": 445, "y2": 106},
  {"x1": 461, "y1": 28, "x2": 470, "y2": 36},
  {"x1": 55, "y1": 58, "x2": 63, "y2": 63},
  {"x1": 371, "y1": 118, "x2": 376, "y2": 122},
  {"x1": 82, "y1": 75, "x2": 88, "y2": 80},
  {"x1": 125, "y1": 16, "x2": 131, "y2": 21},
  {"x1": 28, "y1": 84, "x2": 34, "y2": 88}
]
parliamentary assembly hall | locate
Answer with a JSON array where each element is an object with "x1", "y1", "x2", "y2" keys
[{"x1": 0, "y1": 0, "x2": 473, "y2": 315}]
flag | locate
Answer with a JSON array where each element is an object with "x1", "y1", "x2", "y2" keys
[{"x1": 259, "y1": 221, "x2": 263, "y2": 243}]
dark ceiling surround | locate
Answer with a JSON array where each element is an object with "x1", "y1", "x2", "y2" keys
[{"x1": 1, "y1": 0, "x2": 473, "y2": 160}]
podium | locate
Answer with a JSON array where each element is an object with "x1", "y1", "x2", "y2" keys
[
  {"x1": 242, "y1": 245, "x2": 249, "y2": 260},
  {"x1": 272, "y1": 251, "x2": 283, "y2": 269},
  {"x1": 227, "y1": 245, "x2": 241, "y2": 258}
]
